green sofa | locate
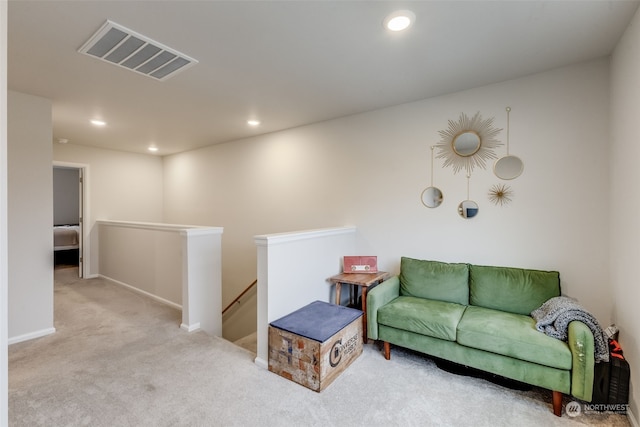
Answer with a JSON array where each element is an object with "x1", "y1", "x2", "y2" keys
[{"x1": 367, "y1": 257, "x2": 596, "y2": 417}]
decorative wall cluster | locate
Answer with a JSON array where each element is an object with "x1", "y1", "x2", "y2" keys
[{"x1": 422, "y1": 107, "x2": 524, "y2": 218}]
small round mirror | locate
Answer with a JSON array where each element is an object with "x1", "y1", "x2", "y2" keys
[
  {"x1": 421, "y1": 187, "x2": 443, "y2": 208},
  {"x1": 452, "y1": 131, "x2": 481, "y2": 157},
  {"x1": 494, "y1": 155, "x2": 524, "y2": 180},
  {"x1": 458, "y1": 200, "x2": 479, "y2": 219}
]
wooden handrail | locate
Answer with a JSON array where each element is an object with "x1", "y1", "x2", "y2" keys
[{"x1": 222, "y1": 279, "x2": 257, "y2": 315}]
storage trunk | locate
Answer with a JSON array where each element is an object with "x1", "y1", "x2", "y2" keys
[{"x1": 268, "y1": 300, "x2": 363, "y2": 392}]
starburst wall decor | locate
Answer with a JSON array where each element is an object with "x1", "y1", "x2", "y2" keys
[
  {"x1": 435, "y1": 112, "x2": 503, "y2": 175},
  {"x1": 488, "y1": 184, "x2": 513, "y2": 206}
]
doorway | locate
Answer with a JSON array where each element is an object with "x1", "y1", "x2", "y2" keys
[{"x1": 53, "y1": 162, "x2": 88, "y2": 278}]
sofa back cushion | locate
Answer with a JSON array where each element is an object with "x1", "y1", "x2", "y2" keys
[
  {"x1": 469, "y1": 264, "x2": 560, "y2": 315},
  {"x1": 399, "y1": 257, "x2": 469, "y2": 305}
]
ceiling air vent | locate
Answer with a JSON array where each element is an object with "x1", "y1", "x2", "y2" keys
[{"x1": 78, "y1": 20, "x2": 198, "y2": 81}]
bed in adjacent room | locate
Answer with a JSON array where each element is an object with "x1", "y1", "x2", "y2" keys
[
  {"x1": 54, "y1": 225, "x2": 80, "y2": 251},
  {"x1": 54, "y1": 225, "x2": 80, "y2": 266}
]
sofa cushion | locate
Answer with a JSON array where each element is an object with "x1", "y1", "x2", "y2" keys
[
  {"x1": 469, "y1": 264, "x2": 560, "y2": 315},
  {"x1": 457, "y1": 305, "x2": 571, "y2": 370},
  {"x1": 400, "y1": 257, "x2": 469, "y2": 305},
  {"x1": 377, "y1": 296, "x2": 467, "y2": 342}
]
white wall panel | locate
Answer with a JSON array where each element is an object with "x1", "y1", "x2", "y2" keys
[
  {"x1": 1, "y1": 6, "x2": 9, "y2": 424},
  {"x1": 610, "y1": 6, "x2": 640, "y2": 424},
  {"x1": 7, "y1": 91, "x2": 54, "y2": 342},
  {"x1": 164, "y1": 59, "x2": 611, "y2": 329}
]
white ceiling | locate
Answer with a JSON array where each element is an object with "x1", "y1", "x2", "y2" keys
[{"x1": 8, "y1": 1, "x2": 639, "y2": 156}]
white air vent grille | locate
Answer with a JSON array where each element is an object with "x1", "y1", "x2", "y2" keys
[{"x1": 79, "y1": 20, "x2": 198, "y2": 81}]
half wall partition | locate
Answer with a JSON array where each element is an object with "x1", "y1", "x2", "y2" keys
[
  {"x1": 97, "y1": 220, "x2": 223, "y2": 336},
  {"x1": 254, "y1": 226, "x2": 357, "y2": 368}
]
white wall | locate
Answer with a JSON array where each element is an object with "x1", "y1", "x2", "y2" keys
[
  {"x1": 99, "y1": 224, "x2": 183, "y2": 307},
  {"x1": 164, "y1": 59, "x2": 612, "y2": 326},
  {"x1": 610, "y1": 6, "x2": 640, "y2": 424},
  {"x1": 1, "y1": 3, "x2": 8, "y2": 424},
  {"x1": 7, "y1": 91, "x2": 54, "y2": 342},
  {"x1": 53, "y1": 144, "x2": 164, "y2": 276}
]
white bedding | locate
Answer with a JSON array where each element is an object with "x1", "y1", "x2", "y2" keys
[{"x1": 54, "y1": 225, "x2": 80, "y2": 250}]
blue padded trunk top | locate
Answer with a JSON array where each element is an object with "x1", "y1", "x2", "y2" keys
[{"x1": 270, "y1": 300, "x2": 362, "y2": 343}]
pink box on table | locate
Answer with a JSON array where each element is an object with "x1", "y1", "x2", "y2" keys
[{"x1": 343, "y1": 256, "x2": 377, "y2": 273}]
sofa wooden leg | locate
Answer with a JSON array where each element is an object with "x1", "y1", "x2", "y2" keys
[
  {"x1": 552, "y1": 391, "x2": 562, "y2": 416},
  {"x1": 383, "y1": 341, "x2": 390, "y2": 360}
]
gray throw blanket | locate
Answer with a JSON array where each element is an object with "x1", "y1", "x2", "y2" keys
[{"x1": 531, "y1": 296, "x2": 609, "y2": 363}]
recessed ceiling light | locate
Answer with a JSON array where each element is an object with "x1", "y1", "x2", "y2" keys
[
  {"x1": 58, "y1": 138, "x2": 69, "y2": 144},
  {"x1": 148, "y1": 146, "x2": 159, "y2": 152},
  {"x1": 90, "y1": 119, "x2": 107, "y2": 126},
  {"x1": 247, "y1": 119, "x2": 261, "y2": 127},
  {"x1": 384, "y1": 10, "x2": 415, "y2": 32}
]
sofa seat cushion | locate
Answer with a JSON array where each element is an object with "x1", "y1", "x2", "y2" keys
[
  {"x1": 457, "y1": 306, "x2": 571, "y2": 370},
  {"x1": 377, "y1": 296, "x2": 467, "y2": 342}
]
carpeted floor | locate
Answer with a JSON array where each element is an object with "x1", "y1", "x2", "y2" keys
[{"x1": 8, "y1": 268, "x2": 631, "y2": 426}]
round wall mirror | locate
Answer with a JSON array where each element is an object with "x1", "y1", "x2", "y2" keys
[
  {"x1": 436, "y1": 112, "x2": 502, "y2": 175},
  {"x1": 458, "y1": 200, "x2": 479, "y2": 219},
  {"x1": 494, "y1": 155, "x2": 524, "y2": 180},
  {"x1": 421, "y1": 187, "x2": 443, "y2": 208},
  {"x1": 452, "y1": 131, "x2": 481, "y2": 157}
]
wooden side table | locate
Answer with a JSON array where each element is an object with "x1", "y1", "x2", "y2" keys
[{"x1": 328, "y1": 271, "x2": 390, "y2": 342}]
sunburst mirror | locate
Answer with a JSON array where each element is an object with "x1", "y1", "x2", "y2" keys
[
  {"x1": 436, "y1": 112, "x2": 503, "y2": 175},
  {"x1": 488, "y1": 183, "x2": 513, "y2": 206}
]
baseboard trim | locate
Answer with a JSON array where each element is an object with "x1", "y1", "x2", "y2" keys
[
  {"x1": 99, "y1": 274, "x2": 182, "y2": 311},
  {"x1": 180, "y1": 322, "x2": 201, "y2": 332},
  {"x1": 254, "y1": 357, "x2": 267, "y2": 370},
  {"x1": 8, "y1": 327, "x2": 56, "y2": 345},
  {"x1": 629, "y1": 407, "x2": 639, "y2": 427}
]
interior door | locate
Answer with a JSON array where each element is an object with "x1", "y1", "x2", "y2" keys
[
  {"x1": 77, "y1": 168, "x2": 83, "y2": 278},
  {"x1": 53, "y1": 163, "x2": 87, "y2": 277}
]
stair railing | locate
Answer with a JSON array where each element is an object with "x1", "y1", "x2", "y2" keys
[{"x1": 222, "y1": 279, "x2": 257, "y2": 315}]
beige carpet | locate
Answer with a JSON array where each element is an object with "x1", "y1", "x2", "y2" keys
[{"x1": 8, "y1": 268, "x2": 631, "y2": 426}]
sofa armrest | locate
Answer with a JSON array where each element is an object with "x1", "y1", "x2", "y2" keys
[
  {"x1": 367, "y1": 275, "x2": 400, "y2": 340},
  {"x1": 568, "y1": 320, "x2": 596, "y2": 402}
]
